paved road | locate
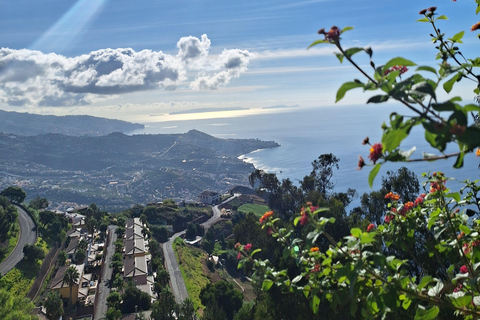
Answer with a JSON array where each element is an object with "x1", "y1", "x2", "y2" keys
[
  {"x1": 163, "y1": 194, "x2": 239, "y2": 303},
  {"x1": 163, "y1": 230, "x2": 189, "y2": 304},
  {"x1": 0, "y1": 205, "x2": 36, "y2": 276},
  {"x1": 94, "y1": 225, "x2": 117, "y2": 320}
]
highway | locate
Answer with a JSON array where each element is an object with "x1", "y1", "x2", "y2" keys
[{"x1": 0, "y1": 205, "x2": 36, "y2": 276}]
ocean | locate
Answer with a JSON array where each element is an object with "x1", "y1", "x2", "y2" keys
[{"x1": 129, "y1": 104, "x2": 478, "y2": 202}]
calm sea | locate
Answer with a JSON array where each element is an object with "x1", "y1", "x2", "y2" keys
[{"x1": 130, "y1": 104, "x2": 478, "y2": 201}]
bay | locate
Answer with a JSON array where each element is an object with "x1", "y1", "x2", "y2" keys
[{"x1": 130, "y1": 104, "x2": 479, "y2": 201}]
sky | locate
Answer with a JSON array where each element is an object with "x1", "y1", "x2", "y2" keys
[{"x1": 0, "y1": 0, "x2": 478, "y2": 123}]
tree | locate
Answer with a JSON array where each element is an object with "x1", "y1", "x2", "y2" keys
[
  {"x1": 200, "y1": 281, "x2": 243, "y2": 320},
  {"x1": 308, "y1": 153, "x2": 339, "y2": 196},
  {"x1": 106, "y1": 307, "x2": 122, "y2": 320},
  {"x1": 186, "y1": 223, "x2": 197, "y2": 240},
  {"x1": 107, "y1": 292, "x2": 121, "y2": 309},
  {"x1": 0, "y1": 186, "x2": 26, "y2": 204},
  {"x1": 29, "y1": 196, "x2": 49, "y2": 210},
  {"x1": 23, "y1": 244, "x2": 45, "y2": 262},
  {"x1": 381, "y1": 167, "x2": 420, "y2": 202},
  {"x1": 180, "y1": 298, "x2": 196, "y2": 320},
  {"x1": 75, "y1": 249, "x2": 86, "y2": 264},
  {"x1": 150, "y1": 287, "x2": 178, "y2": 320},
  {"x1": 58, "y1": 250, "x2": 67, "y2": 266},
  {"x1": 0, "y1": 288, "x2": 38, "y2": 320},
  {"x1": 156, "y1": 269, "x2": 170, "y2": 287},
  {"x1": 122, "y1": 281, "x2": 151, "y2": 313},
  {"x1": 63, "y1": 265, "x2": 79, "y2": 308},
  {"x1": 44, "y1": 290, "x2": 64, "y2": 320}
]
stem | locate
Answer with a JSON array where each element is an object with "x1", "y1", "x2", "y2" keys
[{"x1": 335, "y1": 43, "x2": 439, "y2": 123}]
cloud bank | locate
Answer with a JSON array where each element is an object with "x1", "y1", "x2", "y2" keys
[{"x1": 0, "y1": 34, "x2": 251, "y2": 107}]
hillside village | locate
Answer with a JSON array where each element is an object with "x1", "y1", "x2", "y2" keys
[{"x1": 0, "y1": 185, "x2": 265, "y2": 320}]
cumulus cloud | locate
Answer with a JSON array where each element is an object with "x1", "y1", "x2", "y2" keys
[
  {"x1": 190, "y1": 49, "x2": 252, "y2": 90},
  {"x1": 0, "y1": 34, "x2": 251, "y2": 107}
]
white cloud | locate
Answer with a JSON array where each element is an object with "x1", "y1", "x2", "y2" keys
[
  {"x1": 190, "y1": 49, "x2": 252, "y2": 90},
  {"x1": 0, "y1": 34, "x2": 252, "y2": 107}
]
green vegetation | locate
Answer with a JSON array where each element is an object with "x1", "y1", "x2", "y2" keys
[
  {"x1": 0, "y1": 221, "x2": 19, "y2": 264},
  {"x1": 0, "y1": 288, "x2": 38, "y2": 320},
  {"x1": 173, "y1": 237, "x2": 210, "y2": 310},
  {"x1": 237, "y1": 203, "x2": 269, "y2": 217}
]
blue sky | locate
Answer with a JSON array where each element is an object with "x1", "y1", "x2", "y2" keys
[{"x1": 0, "y1": 0, "x2": 478, "y2": 122}]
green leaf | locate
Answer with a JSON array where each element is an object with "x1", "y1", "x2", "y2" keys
[
  {"x1": 416, "y1": 66, "x2": 438, "y2": 75},
  {"x1": 344, "y1": 47, "x2": 364, "y2": 59},
  {"x1": 450, "y1": 31, "x2": 465, "y2": 43},
  {"x1": 418, "y1": 276, "x2": 433, "y2": 290},
  {"x1": 454, "y1": 152, "x2": 465, "y2": 168},
  {"x1": 368, "y1": 164, "x2": 381, "y2": 188},
  {"x1": 303, "y1": 285, "x2": 310, "y2": 298},
  {"x1": 311, "y1": 295, "x2": 320, "y2": 314},
  {"x1": 451, "y1": 295, "x2": 472, "y2": 308},
  {"x1": 367, "y1": 95, "x2": 389, "y2": 103},
  {"x1": 416, "y1": 17, "x2": 429, "y2": 22},
  {"x1": 458, "y1": 127, "x2": 480, "y2": 149},
  {"x1": 307, "y1": 39, "x2": 330, "y2": 49},
  {"x1": 446, "y1": 192, "x2": 461, "y2": 203},
  {"x1": 336, "y1": 81, "x2": 364, "y2": 102},
  {"x1": 351, "y1": 228, "x2": 362, "y2": 238},
  {"x1": 464, "y1": 103, "x2": 480, "y2": 112},
  {"x1": 414, "y1": 305, "x2": 439, "y2": 320},
  {"x1": 443, "y1": 73, "x2": 462, "y2": 93},
  {"x1": 262, "y1": 279, "x2": 274, "y2": 291},
  {"x1": 340, "y1": 26, "x2": 354, "y2": 33},
  {"x1": 251, "y1": 248, "x2": 261, "y2": 257},
  {"x1": 411, "y1": 82, "x2": 436, "y2": 101},
  {"x1": 459, "y1": 224, "x2": 471, "y2": 235},
  {"x1": 335, "y1": 53, "x2": 344, "y2": 63},
  {"x1": 435, "y1": 15, "x2": 448, "y2": 21},
  {"x1": 383, "y1": 57, "x2": 417, "y2": 73}
]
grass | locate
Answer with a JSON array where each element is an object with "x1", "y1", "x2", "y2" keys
[
  {"x1": 173, "y1": 238, "x2": 210, "y2": 311},
  {"x1": 237, "y1": 203, "x2": 270, "y2": 217},
  {"x1": 0, "y1": 237, "x2": 49, "y2": 298},
  {"x1": 0, "y1": 222, "x2": 20, "y2": 264}
]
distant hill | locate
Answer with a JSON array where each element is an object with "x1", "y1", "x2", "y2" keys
[
  {"x1": 0, "y1": 129, "x2": 279, "y2": 210},
  {"x1": 0, "y1": 109, "x2": 144, "y2": 136}
]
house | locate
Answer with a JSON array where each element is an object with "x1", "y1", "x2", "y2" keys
[
  {"x1": 124, "y1": 255, "x2": 149, "y2": 285},
  {"x1": 49, "y1": 264, "x2": 85, "y2": 305},
  {"x1": 198, "y1": 191, "x2": 219, "y2": 205},
  {"x1": 125, "y1": 224, "x2": 144, "y2": 241},
  {"x1": 124, "y1": 238, "x2": 147, "y2": 257},
  {"x1": 126, "y1": 217, "x2": 143, "y2": 229}
]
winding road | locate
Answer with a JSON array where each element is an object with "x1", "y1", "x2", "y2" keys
[
  {"x1": 163, "y1": 194, "x2": 239, "y2": 303},
  {"x1": 0, "y1": 205, "x2": 37, "y2": 276}
]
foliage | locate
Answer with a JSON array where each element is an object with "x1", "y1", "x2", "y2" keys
[
  {"x1": 310, "y1": 6, "x2": 480, "y2": 185},
  {"x1": 29, "y1": 196, "x2": 49, "y2": 210},
  {"x1": 121, "y1": 281, "x2": 151, "y2": 313},
  {"x1": 38, "y1": 210, "x2": 69, "y2": 245},
  {"x1": 238, "y1": 3, "x2": 480, "y2": 319},
  {"x1": 173, "y1": 237, "x2": 210, "y2": 310},
  {"x1": 0, "y1": 288, "x2": 38, "y2": 320},
  {"x1": 0, "y1": 264, "x2": 36, "y2": 297},
  {"x1": 0, "y1": 196, "x2": 18, "y2": 242},
  {"x1": 200, "y1": 280, "x2": 244, "y2": 320},
  {"x1": 63, "y1": 265, "x2": 79, "y2": 309},
  {"x1": 0, "y1": 186, "x2": 26, "y2": 204},
  {"x1": 23, "y1": 244, "x2": 45, "y2": 262},
  {"x1": 44, "y1": 290, "x2": 63, "y2": 320},
  {"x1": 151, "y1": 287, "x2": 178, "y2": 320}
]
